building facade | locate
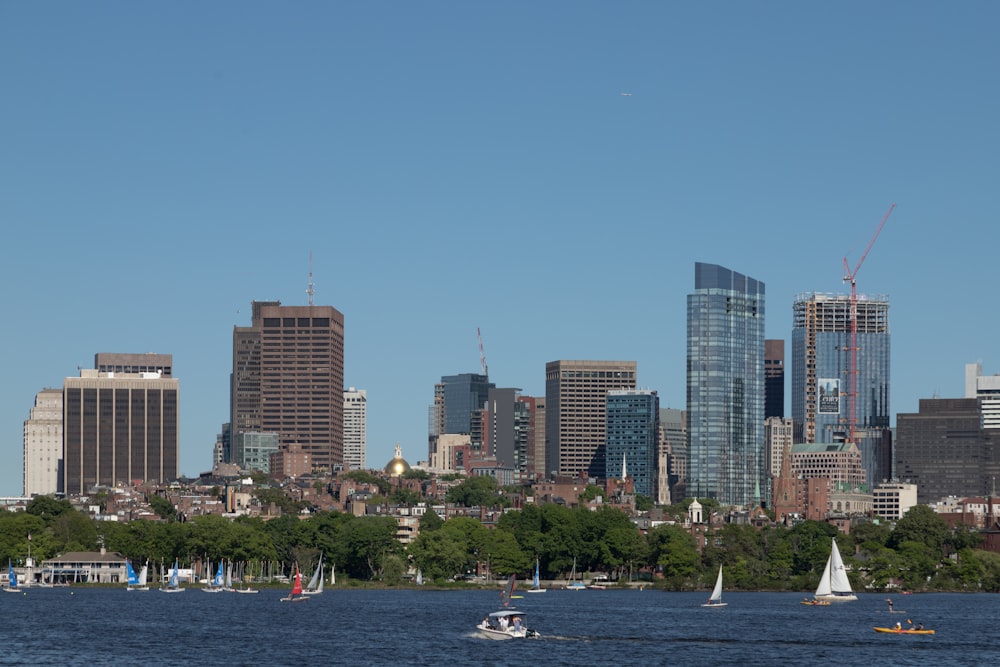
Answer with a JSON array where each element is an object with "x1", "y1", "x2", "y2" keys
[
  {"x1": 872, "y1": 481, "x2": 918, "y2": 520},
  {"x1": 231, "y1": 300, "x2": 345, "y2": 472},
  {"x1": 545, "y1": 360, "x2": 637, "y2": 479},
  {"x1": 63, "y1": 355, "x2": 179, "y2": 495},
  {"x1": 765, "y1": 339, "x2": 785, "y2": 419},
  {"x1": 895, "y1": 398, "x2": 1000, "y2": 503},
  {"x1": 791, "y1": 292, "x2": 891, "y2": 486},
  {"x1": 605, "y1": 389, "x2": 660, "y2": 498},
  {"x1": 686, "y1": 262, "x2": 765, "y2": 506},
  {"x1": 344, "y1": 387, "x2": 367, "y2": 470},
  {"x1": 966, "y1": 362, "x2": 1000, "y2": 430},
  {"x1": 23, "y1": 388, "x2": 64, "y2": 496}
]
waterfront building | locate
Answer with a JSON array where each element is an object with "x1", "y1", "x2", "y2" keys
[
  {"x1": 232, "y1": 300, "x2": 345, "y2": 472},
  {"x1": 23, "y1": 388, "x2": 63, "y2": 496},
  {"x1": 344, "y1": 387, "x2": 367, "y2": 470},
  {"x1": 63, "y1": 354, "x2": 178, "y2": 495},
  {"x1": 686, "y1": 263, "x2": 765, "y2": 506},
  {"x1": 545, "y1": 360, "x2": 637, "y2": 479},
  {"x1": 791, "y1": 292, "x2": 891, "y2": 486},
  {"x1": 605, "y1": 389, "x2": 659, "y2": 498}
]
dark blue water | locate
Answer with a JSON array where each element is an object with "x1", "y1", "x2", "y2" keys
[{"x1": 2, "y1": 588, "x2": 995, "y2": 666}]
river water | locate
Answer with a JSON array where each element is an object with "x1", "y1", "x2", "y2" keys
[{"x1": 2, "y1": 588, "x2": 995, "y2": 666}]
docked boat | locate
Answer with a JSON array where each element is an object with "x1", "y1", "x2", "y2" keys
[
  {"x1": 873, "y1": 626, "x2": 934, "y2": 635},
  {"x1": 565, "y1": 557, "x2": 585, "y2": 590},
  {"x1": 475, "y1": 575, "x2": 539, "y2": 640},
  {"x1": 812, "y1": 538, "x2": 857, "y2": 603},
  {"x1": 701, "y1": 565, "x2": 727, "y2": 607}
]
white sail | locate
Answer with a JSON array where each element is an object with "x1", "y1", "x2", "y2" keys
[
  {"x1": 138, "y1": 565, "x2": 148, "y2": 587},
  {"x1": 814, "y1": 553, "x2": 833, "y2": 597},
  {"x1": 709, "y1": 566, "x2": 724, "y2": 602},
  {"x1": 828, "y1": 539, "x2": 853, "y2": 594},
  {"x1": 814, "y1": 538, "x2": 856, "y2": 601}
]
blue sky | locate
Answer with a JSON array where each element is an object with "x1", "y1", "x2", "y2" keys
[{"x1": 2, "y1": 2, "x2": 997, "y2": 496}]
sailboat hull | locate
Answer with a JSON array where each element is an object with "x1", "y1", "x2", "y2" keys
[
  {"x1": 701, "y1": 602, "x2": 728, "y2": 607},
  {"x1": 814, "y1": 594, "x2": 858, "y2": 602}
]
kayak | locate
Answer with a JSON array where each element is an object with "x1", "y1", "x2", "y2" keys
[
  {"x1": 873, "y1": 627, "x2": 935, "y2": 635},
  {"x1": 800, "y1": 600, "x2": 830, "y2": 606}
]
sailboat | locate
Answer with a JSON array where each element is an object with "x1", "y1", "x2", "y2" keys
[
  {"x1": 160, "y1": 559, "x2": 185, "y2": 593},
  {"x1": 565, "y1": 557, "x2": 585, "y2": 590},
  {"x1": 415, "y1": 569, "x2": 424, "y2": 586},
  {"x1": 701, "y1": 565, "x2": 728, "y2": 607},
  {"x1": 4, "y1": 561, "x2": 19, "y2": 593},
  {"x1": 813, "y1": 538, "x2": 857, "y2": 603},
  {"x1": 203, "y1": 561, "x2": 226, "y2": 592},
  {"x1": 525, "y1": 558, "x2": 545, "y2": 593},
  {"x1": 280, "y1": 564, "x2": 309, "y2": 603},
  {"x1": 126, "y1": 561, "x2": 149, "y2": 591},
  {"x1": 303, "y1": 556, "x2": 324, "y2": 596}
]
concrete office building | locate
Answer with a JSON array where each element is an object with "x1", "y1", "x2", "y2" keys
[
  {"x1": 765, "y1": 339, "x2": 785, "y2": 419},
  {"x1": 545, "y1": 360, "x2": 637, "y2": 479},
  {"x1": 966, "y1": 362, "x2": 1000, "y2": 430},
  {"x1": 232, "y1": 301, "x2": 345, "y2": 472},
  {"x1": 63, "y1": 354, "x2": 179, "y2": 495},
  {"x1": 344, "y1": 387, "x2": 367, "y2": 471},
  {"x1": 687, "y1": 263, "x2": 766, "y2": 506},
  {"x1": 23, "y1": 388, "x2": 64, "y2": 496}
]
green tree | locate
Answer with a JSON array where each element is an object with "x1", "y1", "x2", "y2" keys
[
  {"x1": 418, "y1": 508, "x2": 444, "y2": 533},
  {"x1": 25, "y1": 495, "x2": 73, "y2": 521},
  {"x1": 889, "y1": 505, "x2": 948, "y2": 554},
  {"x1": 148, "y1": 494, "x2": 177, "y2": 521},
  {"x1": 634, "y1": 494, "x2": 654, "y2": 512},
  {"x1": 445, "y1": 475, "x2": 500, "y2": 508},
  {"x1": 646, "y1": 524, "x2": 700, "y2": 585}
]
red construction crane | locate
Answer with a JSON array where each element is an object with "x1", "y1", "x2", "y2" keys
[
  {"x1": 477, "y1": 327, "x2": 488, "y2": 378},
  {"x1": 842, "y1": 203, "x2": 895, "y2": 443}
]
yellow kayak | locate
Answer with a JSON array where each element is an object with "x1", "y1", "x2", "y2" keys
[{"x1": 873, "y1": 626, "x2": 935, "y2": 635}]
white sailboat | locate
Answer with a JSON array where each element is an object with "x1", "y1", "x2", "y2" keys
[
  {"x1": 565, "y1": 557, "x2": 585, "y2": 590},
  {"x1": 161, "y1": 559, "x2": 185, "y2": 593},
  {"x1": 203, "y1": 561, "x2": 226, "y2": 592},
  {"x1": 813, "y1": 538, "x2": 857, "y2": 603},
  {"x1": 525, "y1": 558, "x2": 545, "y2": 593},
  {"x1": 303, "y1": 555, "x2": 324, "y2": 595},
  {"x1": 126, "y1": 561, "x2": 149, "y2": 591},
  {"x1": 701, "y1": 565, "x2": 727, "y2": 607}
]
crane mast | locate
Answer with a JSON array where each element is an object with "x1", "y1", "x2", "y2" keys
[
  {"x1": 842, "y1": 203, "x2": 895, "y2": 443},
  {"x1": 477, "y1": 327, "x2": 488, "y2": 378}
]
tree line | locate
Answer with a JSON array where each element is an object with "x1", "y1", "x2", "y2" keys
[{"x1": 3, "y1": 493, "x2": 1000, "y2": 591}]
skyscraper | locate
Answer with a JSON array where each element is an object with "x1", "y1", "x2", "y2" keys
[
  {"x1": 605, "y1": 389, "x2": 660, "y2": 497},
  {"x1": 23, "y1": 388, "x2": 63, "y2": 496},
  {"x1": 545, "y1": 359, "x2": 637, "y2": 479},
  {"x1": 686, "y1": 262, "x2": 765, "y2": 506},
  {"x1": 791, "y1": 293, "x2": 890, "y2": 485},
  {"x1": 428, "y1": 373, "x2": 494, "y2": 457},
  {"x1": 344, "y1": 387, "x2": 367, "y2": 470},
  {"x1": 63, "y1": 353, "x2": 178, "y2": 495},
  {"x1": 764, "y1": 339, "x2": 785, "y2": 419},
  {"x1": 232, "y1": 300, "x2": 345, "y2": 472}
]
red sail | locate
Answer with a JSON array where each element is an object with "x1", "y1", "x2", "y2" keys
[{"x1": 290, "y1": 568, "x2": 303, "y2": 596}]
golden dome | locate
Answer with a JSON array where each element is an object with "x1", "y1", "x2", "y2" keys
[{"x1": 384, "y1": 443, "x2": 411, "y2": 476}]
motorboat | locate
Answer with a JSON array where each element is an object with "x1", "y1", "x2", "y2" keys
[{"x1": 476, "y1": 610, "x2": 539, "y2": 640}]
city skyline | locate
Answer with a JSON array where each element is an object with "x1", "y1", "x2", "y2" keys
[{"x1": 3, "y1": 4, "x2": 999, "y2": 495}]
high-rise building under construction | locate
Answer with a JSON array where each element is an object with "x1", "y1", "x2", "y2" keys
[{"x1": 791, "y1": 292, "x2": 890, "y2": 486}]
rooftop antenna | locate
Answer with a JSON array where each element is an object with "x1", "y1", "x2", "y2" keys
[{"x1": 307, "y1": 252, "x2": 315, "y2": 306}]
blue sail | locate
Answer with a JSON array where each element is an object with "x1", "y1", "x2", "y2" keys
[
  {"x1": 7, "y1": 561, "x2": 16, "y2": 589},
  {"x1": 212, "y1": 562, "x2": 224, "y2": 587},
  {"x1": 127, "y1": 561, "x2": 140, "y2": 586},
  {"x1": 169, "y1": 560, "x2": 179, "y2": 588}
]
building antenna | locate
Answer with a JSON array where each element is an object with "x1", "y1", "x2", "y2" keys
[
  {"x1": 307, "y1": 252, "x2": 315, "y2": 306},
  {"x1": 477, "y1": 327, "x2": 488, "y2": 378}
]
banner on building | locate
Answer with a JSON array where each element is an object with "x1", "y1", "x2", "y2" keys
[{"x1": 818, "y1": 378, "x2": 841, "y2": 414}]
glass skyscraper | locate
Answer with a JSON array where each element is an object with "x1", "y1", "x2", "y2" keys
[
  {"x1": 605, "y1": 389, "x2": 660, "y2": 497},
  {"x1": 791, "y1": 293, "x2": 890, "y2": 486},
  {"x1": 686, "y1": 262, "x2": 766, "y2": 506}
]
